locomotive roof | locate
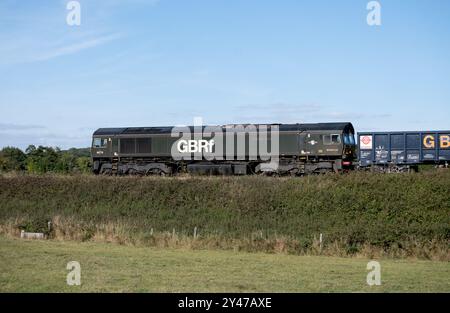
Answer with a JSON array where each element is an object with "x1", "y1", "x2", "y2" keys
[{"x1": 93, "y1": 122, "x2": 354, "y2": 136}]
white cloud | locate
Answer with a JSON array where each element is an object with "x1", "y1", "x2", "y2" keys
[
  {"x1": 232, "y1": 103, "x2": 393, "y2": 124},
  {"x1": 0, "y1": 123, "x2": 45, "y2": 131},
  {"x1": 30, "y1": 33, "x2": 123, "y2": 62}
]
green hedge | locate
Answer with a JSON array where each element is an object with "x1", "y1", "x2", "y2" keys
[{"x1": 1, "y1": 171, "x2": 449, "y2": 250}]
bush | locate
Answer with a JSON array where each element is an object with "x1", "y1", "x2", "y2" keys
[{"x1": 0, "y1": 171, "x2": 448, "y2": 259}]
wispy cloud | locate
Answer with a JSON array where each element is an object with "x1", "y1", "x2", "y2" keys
[
  {"x1": 95, "y1": 0, "x2": 160, "y2": 7},
  {"x1": 316, "y1": 112, "x2": 392, "y2": 120},
  {"x1": 236, "y1": 103, "x2": 323, "y2": 114},
  {"x1": 233, "y1": 102, "x2": 324, "y2": 124},
  {"x1": 0, "y1": 130, "x2": 91, "y2": 150},
  {"x1": 0, "y1": 123, "x2": 46, "y2": 131},
  {"x1": 0, "y1": 123, "x2": 94, "y2": 149},
  {"x1": 232, "y1": 103, "x2": 393, "y2": 124},
  {"x1": 30, "y1": 33, "x2": 123, "y2": 62}
]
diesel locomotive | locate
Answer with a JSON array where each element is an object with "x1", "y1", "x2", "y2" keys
[{"x1": 91, "y1": 122, "x2": 357, "y2": 176}]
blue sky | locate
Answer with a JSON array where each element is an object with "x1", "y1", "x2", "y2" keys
[{"x1": 0, "y1": 0, "x2": 449, "y2": 149}]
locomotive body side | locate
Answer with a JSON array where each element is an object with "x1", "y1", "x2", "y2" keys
[{"x1": 91, "y1": 123, "x2": 357, "y2": 176}]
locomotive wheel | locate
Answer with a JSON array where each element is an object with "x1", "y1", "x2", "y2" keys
[
  {"x1": 313, "y1": 168, "x2": 331, "y2": 175},
  {"x1": 146, "y1": 168, "x2": 166, "y2": 176},
  {"x1": 100, "y1": 168, "x2": 112, "y2": 175},
  {"x1": 260, "y1": 171, "x2": 280, "y2": 177},
  {"x1": 288, "y1": 168, "x2": 300, "y2": 176},
  {"x1": 127, "y1": 168, "x2": 142, "y2": 176}
]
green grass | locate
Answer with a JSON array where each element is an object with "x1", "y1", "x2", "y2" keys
[{"x1": 0, "y1": 236, "x2": 449, "y2": 292}]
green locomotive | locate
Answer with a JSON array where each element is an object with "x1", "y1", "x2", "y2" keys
[{"x1": 91, "y1": 123, "x2": 356, "y2": 175}]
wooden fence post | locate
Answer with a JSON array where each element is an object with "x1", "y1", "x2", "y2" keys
[{"x1": 319, "y1": 233, "x2": 323, "y2": 251}]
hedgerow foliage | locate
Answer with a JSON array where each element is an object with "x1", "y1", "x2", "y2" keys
[{"x1": 0, "y1": 171, "x2": 448, "y2": 258}]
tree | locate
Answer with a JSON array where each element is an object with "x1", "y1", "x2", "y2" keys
[
  {"x1": 76, "y1": 156, "x2": 91, "y2": 173},
  {"x1": 55, "y1": 152, "x2": 77, "y2": 173},
  {"x1": 26, "y1": 146, "x2": 59, "y2": 173},
  {"x1": 25, "y1": 145, "x2": 36, "y2": 154},
  {"x1": 0, "y1": 147, "x2": 26, "y2": 171},
  {"x1": 0, "y1": 156, "x2": 7, "y2": 171},
  {"x1": 1, "y1": 145, "x2": 92, "y2": 174},
  {"x1": 66, "y1": 147, "x2": 91, "y2": 158}
]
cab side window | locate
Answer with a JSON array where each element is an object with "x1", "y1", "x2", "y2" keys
[
  {"x1": 323, "y1": 134, "x2": 341, "y2": 145},
  {"x1": 93, "y1": 138, "x2": 108, "y2": 148},
  {"x1": 331, "y1": 134, "x2": 341, "y2": 144}
]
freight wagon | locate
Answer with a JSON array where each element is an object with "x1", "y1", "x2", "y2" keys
[{"x1": 358, "y1": 131, "x2": 450, "y2": 172}]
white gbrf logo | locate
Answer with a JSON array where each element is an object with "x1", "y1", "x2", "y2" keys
[
  {"x1": 177, "y1": 140, "x2": 215, "y2": 153},
  {"x1": 170, "y1": 117, "x2": 280, "y2": 171},
  {"x1": 366, "y1": 260, "x2": 381, "y2": 286},
  {"x1": 66, "y1": 261, "x2": 81, "y2": 286}
]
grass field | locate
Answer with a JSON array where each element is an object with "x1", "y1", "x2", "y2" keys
[{"x1": 0, "y1": 236, "x2": 449, "y2": 292}]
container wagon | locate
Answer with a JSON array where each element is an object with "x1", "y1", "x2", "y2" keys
[{"x1": 358, "y1": 131, "x2": 450, "y2": 172}]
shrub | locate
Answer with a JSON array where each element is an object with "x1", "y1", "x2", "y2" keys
[{"x1": 0, "y1": 171, "x2": 448, "y2": 259}]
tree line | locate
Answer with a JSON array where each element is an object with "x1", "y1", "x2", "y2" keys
[{"x1": 0, "y1": 146, "x2": 91, "y2": 174}]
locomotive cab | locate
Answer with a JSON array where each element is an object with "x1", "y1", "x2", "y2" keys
[
  {"x1": 92, "y1": 137, "x2": 111, "y2": 156},
  {"x1": 91, "y1": 137, "x2": 112, "y2": 174}
]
